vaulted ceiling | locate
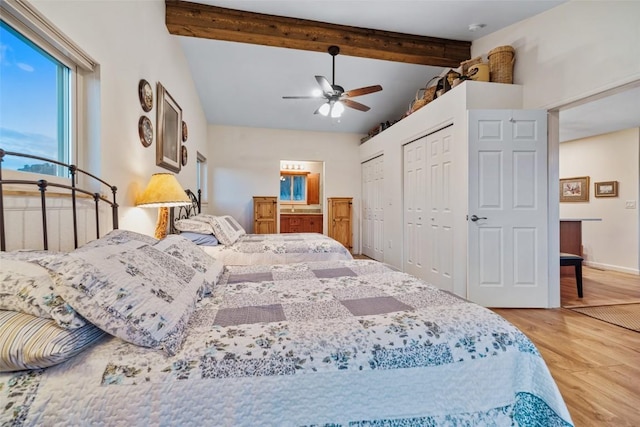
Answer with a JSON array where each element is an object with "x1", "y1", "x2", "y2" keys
[{"x1": 168, "y1": 0, "x2": 640, "y2": 141}]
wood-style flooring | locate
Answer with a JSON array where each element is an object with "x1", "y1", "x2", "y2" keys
[{"x1": 494, "y1": 267, "x2": 640, "y2": 426}]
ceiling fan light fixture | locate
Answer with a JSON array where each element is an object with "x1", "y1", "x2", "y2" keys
[
  {"x1": 318, "y1": 102, "x2": 331, "y2": 116},
  {"x1": 331, "y1": 101, "x2": 344, "y2": 118}
]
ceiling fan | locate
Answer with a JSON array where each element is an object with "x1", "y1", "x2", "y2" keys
[{"x1": 282, "y1": 45, "x2": 383, "y2": 118}]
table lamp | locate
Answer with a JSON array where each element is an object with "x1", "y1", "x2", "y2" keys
[{"x1": 136, "y1": 173, "x2": 191, "y2": 239}]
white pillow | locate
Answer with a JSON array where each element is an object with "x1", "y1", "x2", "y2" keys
[
  {"x1": 37, "y1": 239, "x2": 207, "y2": 356},
  {"x1": 0, "y1": 251, "x2": 86, "y2": 329},
  {"x1": 174, "y1": 218, "x2": 215, "y2": 235},
  {"x1": 194, "y1": 214, "x2": 243, "y2": 246}
]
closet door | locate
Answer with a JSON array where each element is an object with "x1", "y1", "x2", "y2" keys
[
  {"x1": 403, "y1": 126, "x2": 454, "y2": 290},
  {"x1": 403, "y1": 140, "x2": 426, "y2": 278},
  {"x1": 361, "y1": 155, "x2": 384, "y2": 261},
  {"x1": 425, "y1": 127, "x2": 454, "y2": 292}
]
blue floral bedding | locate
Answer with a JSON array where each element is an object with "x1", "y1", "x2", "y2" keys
[{"x1": 0, "y1": 259, "x2": 573, "y2": 426}]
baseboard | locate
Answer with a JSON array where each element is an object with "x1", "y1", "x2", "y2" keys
[{"x1": 584, "y1": 261, "x2": 639, "y2": 276}]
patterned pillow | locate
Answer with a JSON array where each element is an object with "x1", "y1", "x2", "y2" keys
[
  {"x1": 0, "y1": 310, "x2": 105, "y2": 372},
  {"x1": 0, "y1": 251, "x2": 86, "y2": 329},
  {"x1": 222, "y1": 215, "x2": 246, "y2": 236},
  {"x1": 153, "y1": 235, "x2": 224, "y2": 296},
  {"x1": 36, "y1": 240, "x2": 207, "y2": 356},
  {"x1": 174, "y1": 218, "x2": 215, "y2": 235},
  {"x1": 194, "y1": 214, "x2": 243, "y2": 246},
  {"x1": 78, "y1": 229, "x2": 158, "y2": 250}
]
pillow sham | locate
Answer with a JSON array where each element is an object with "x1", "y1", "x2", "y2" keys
[
  {"x1": 77, "y1": 229, "x2": 158, "y2": 250},
  {"x1": 178, "y1": 231, "x2": 219, "y2": 246},
  {"x1": 194, "y1": 214, "x2": 243, "y2": 246},
  {"x1": 36, "y1": 240, "x2": 207, "y2": 356},
  {"x1": 0, "y1": 310, "x2": 105, "y2": 372},
  {"x1": 153, "y1": 235, "x2": 224, "y2": 296},
  {"x1": 222, "y1": 215, "x2": 246, "y2": 236},
  {"x1": 0, "y1": 251, "x2": 86, "y2": 329},
  {"x1": 174, "y1": 218, "x2": 215, "y2": 235}
]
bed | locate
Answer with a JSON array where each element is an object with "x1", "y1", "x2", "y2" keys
[
  {"x1": 0, "y1": 150, "x2": 574, "y2": 426},
  {"x1": 171, "y1": 193, "x2": 353, "y2": 265}
]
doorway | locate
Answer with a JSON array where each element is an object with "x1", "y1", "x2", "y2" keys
[{"x1": 554, "y1": 80, "x2": 640, "y2": 307}]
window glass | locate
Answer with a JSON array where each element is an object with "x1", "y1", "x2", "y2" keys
[
  {"x1": 0, "y1": 20, "x2": 71, "y2": 176},
  {"x1": 280, "y1": 175, "x2": 292, "y2": 200},
  {"x1": 280, "y1": 174, "x2": 306, "y2": 202}
]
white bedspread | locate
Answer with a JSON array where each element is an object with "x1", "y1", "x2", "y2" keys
[
  {"x1": 202, "y1": 232, "x2": 353, "y2": 265},
  {"x1": 0, "y1": 259, "x2": 573, "y2": 426}
]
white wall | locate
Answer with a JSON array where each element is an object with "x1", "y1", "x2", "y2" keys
[
  {"x1": 472, "y1": 0, "x2": 640, "y2": 109},
  {"x1": 208, "y1": 125, "x2": 362, "y2": 250},
  {"x1": 560, "y1": 128, "x2": 640, "y2": 274},
  {"x1": 30, "y1": 0, "x2": 209, "y2": 237}
]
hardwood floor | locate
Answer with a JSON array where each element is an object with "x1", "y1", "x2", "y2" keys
[{"x1": 494, "y1": 267, "x2": 640, "y2": 426}]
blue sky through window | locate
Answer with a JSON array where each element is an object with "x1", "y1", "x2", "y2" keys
[{"x1": 0, "y1": 20, "x2": 63, "y2": 172}]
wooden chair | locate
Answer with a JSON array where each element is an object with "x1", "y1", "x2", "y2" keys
[{"x1": 560, "y1": 252, "x2": 584, "y2": 298}]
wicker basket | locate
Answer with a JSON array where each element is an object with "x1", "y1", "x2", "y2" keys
[
  {"x1": 460, "y1": 56, "x2": 483, "y2": 77},
  {"x1": 488, "y1": 45, "x2": 515, "y2": 84}
]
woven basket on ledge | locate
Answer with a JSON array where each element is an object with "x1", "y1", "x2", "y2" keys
[{"x1": 488, "y1": 45, "x2": 515, "y2": 84}]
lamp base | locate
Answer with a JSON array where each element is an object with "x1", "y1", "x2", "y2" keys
[{"x1": 154, "y1": 207, "x2": 169, "y2": 239}]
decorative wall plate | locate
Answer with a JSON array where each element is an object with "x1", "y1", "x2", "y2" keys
[
  {"x1": 182, "y1": 121, "x2": 188, "y2": 142},
  {"x1": 138, "y1": 79, "x2": 153, "y2": 112},
  {"x1": 138, "y1": 116, "x2": 153, "y2": 147},
  {"x1": 181, "y1": 145, "x2": 188, "y2": 166}
]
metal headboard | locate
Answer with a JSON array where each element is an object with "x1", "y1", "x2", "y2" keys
[
  {"x1": 169, "y1": 189, "x2": 201, "y2": 234},
  {"x1": 0, "y1": 149, "x2": 119, "y2": 251}
]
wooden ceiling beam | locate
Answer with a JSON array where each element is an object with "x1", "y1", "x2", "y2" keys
[{"x1": 165, "y1": 0, "x2": 471, "y2": 68}]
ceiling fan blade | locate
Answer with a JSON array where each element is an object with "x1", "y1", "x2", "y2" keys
[
  {"x1": 343, "y1": 85, "x2": 383, "y2": 98},
  {"x1": 282, "y1": 96, "x2": 322, "y2": 99},
  {"x1": 315, "y1": 75, "x2": 334, "y2": 94},
  {"x1": 343, "y1": 99, "x2": 370, "y2": 112}
]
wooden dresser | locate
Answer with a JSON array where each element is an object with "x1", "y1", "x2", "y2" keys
[
  {"x1": 280, "y1": 214, "x2": 323, "y2": 233},
  {"x1": 253, "y1": 196, "x2": 277, "y2": 234}
]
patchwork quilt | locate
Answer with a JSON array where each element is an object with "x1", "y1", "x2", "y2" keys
[
  {"x1": 201, "y1": 232, "x2": 353, "y2": 265},
  {"x1": 0, "y1": 259, "x2": 573, "y2": 426}
]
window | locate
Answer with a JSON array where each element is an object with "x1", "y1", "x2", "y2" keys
[
  {"x1": 0, "y1": 20, "x2": 73, "y2": 176},
  {"x1": 196, "y1": 152, "x2": 207, "y2": 204},
  {"x1": 0, "y1": 1, "x2": 96, "y2": 180},
  {"x1": 280, "y1": 173, "x2": 307, "y2": 203}
]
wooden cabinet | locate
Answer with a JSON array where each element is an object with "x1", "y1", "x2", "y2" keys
[
  {"x1": 280, "y1": 214, "x2": 323, "y2": 233},
  {"x1": 328, "y1": 197, "x2": 352, "y2": 251},
  {"x1": 253, "y1": 196, "x2": 277, "y2": 234},
  {"x1": 307, "y1": 173, "x2": 320, "y2": 205}
]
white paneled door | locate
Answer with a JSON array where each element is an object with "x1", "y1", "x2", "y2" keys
[
  {"x1": 403, "y1": 139, "x2": 426, "y2": 279},
  {"x1": 468, "y1": 110, "x2": 548, "y2": 307},
  {"x1": 404, "y1": 126, "x2": 455, "y2": 291},
  {"x1": 361, "y1": 155, "x2": 384, "y2": 261},
  {"x1": 425, "y1": 127, "x2": 454, "y2": 292}
]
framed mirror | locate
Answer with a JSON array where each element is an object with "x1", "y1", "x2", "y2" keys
[{"x1": 156, "y1": 82, "x2": 182, "y2": 173}]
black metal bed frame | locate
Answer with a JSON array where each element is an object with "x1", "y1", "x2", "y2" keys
[
  {"x1": 0, "y1": 149, "x2": 119, "y2": 251},
  {"x1": 169, "y1": 189, "x2": 202, "y2": 234}
]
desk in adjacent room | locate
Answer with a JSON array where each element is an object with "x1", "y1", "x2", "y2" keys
[{"x1": 559, "y1": 218, "x2": 601, "y2": 274}]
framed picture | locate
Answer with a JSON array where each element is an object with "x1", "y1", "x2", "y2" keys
[
  {"x1": 595, "y1": 181, "x2": 618, "y2": 197},
  {"x1": 156, "y1": 82, "x2": 182, "y2": 173},
  {"x1": 560, "y1": 176, "x2": 590, "y2": 202}
]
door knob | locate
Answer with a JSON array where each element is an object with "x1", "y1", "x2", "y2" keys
[{"x1": 470, "y1": 215, "x2": 487, "y2": 222}]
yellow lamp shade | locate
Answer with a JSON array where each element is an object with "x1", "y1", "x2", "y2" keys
[
  {"x1": 136, "y1": 173, "x2": 191, "y2": 207},
  {"x1": 136, "y1": 173, "x2": 191, "y2": 239}
]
